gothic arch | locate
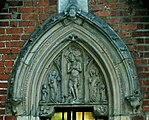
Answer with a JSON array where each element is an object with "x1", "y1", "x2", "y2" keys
[{"x1": 7, "y1": 8, "x2": 142, "y2": 120}]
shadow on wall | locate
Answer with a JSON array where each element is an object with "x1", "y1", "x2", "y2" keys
[
  {"x1": 142, "y1": 0, "x2": 149, "y2": 10},
  {"x1": 0, "y1": 0, "x2": 6, "y2": 12}
]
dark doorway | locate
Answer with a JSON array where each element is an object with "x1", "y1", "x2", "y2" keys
[{"x1": 40, "y1": 107, "x2": 108, "y2": 120}]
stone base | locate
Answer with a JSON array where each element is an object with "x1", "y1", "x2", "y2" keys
[
  {"x1": 17, "y1": 116, "x2": 40, "y2": 120},
  {"x1": 16, "y1": 115, "x2": 131, "y2": 120},
  {"x1": 111, "y1": 116, "x2": 130, "y2": 120}
]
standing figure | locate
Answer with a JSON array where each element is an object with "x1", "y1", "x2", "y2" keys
[
  {"x1": 99, "y1": 82, "x2": 106, "y2": 101},
  {"x1": 66, "y1": 48, "x2": 82, "y2": 102},
  {"x1": 89, "y1": 66, "x2": 100, "y2": 102},
  {"x1": 49, "y1": 69, "x2": 60, "y2": 103},
  {"x1": 41, "y1": 84, "x2": 48, "y2": 102}
]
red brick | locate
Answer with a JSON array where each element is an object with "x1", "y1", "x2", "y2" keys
[
  {"x1": 143, "y1": 101, "x2": 149, "y2": 106},
  {"x1": 139, "y1": 73, "x2": 149, "y2": 78},
  {"x1": 0, "y1": 14, "x2": 11, "y2": 19},
  {"x1": 0, "y1": 62, "x2": 4, "y2": 67},
  {"x1": 35, "y1": 8, "x2": 43, "y2": 13},
  {"x1": 90, "y1": 0, "x2": 96, "y2": 4},
  {"x1": 5, "y1": 61, "x2": 14, "y2": 67},
  {"x1": 144, "y1": 94, "x2": 149, "y2": 99},
  {"x1": 110, "y1": 18, "x2": 122, "y2": 24},
  {"x1": 0, "y1": 96, "x2": 6, "y2": 101},
  {"x1": 0, "y1": 42, "x2": 5, "y2": 47},
  {"x1": 97, "y1": 0, "x2": 108, "y2": 3},
  {"x1": 11, "y1": 48, "x2": 20, "y2": 54},
  {"x1": 36, "y1": 21, "x2": 43, "y2": 27},
  {"x1": 18, "y1": 8, "x2": 34, "y2": 13},
  {"x1": 0, "y1": 68, "x2": 5, "y2": 73},
  {"x1": 132, "y1": 116, "x2": 144, "y2": 120},
  {"x1": 5, "y1": 116, "x2": 16, "y2": 120},
  {"x1": 143, "y1": 107, "x2": 149, "y2": 112},
  {"x1": 0, "y1": 83, "x2": 8, "y2": 88},
  {"x1": 90, "y1": 5, "x2": 104, "y2": 11},
  {"x1": 132, "y1": 32, "x2": 149, "y2": 37},
  {"x1": 109, "y1": 4, "x2": 128, "y2": 10},
  {"x1": 0, "y1": 35, "x2": 11, "y2": 41},
  {"x1": 9, "y1": 8, "x2": 18, "y2": 13},
  {"x1": 39, "y1": 14, "x2": 48, "y2": 20},
  {"x1": 111, "y1": 11, "x2": 128, "y2": 16},
  {"x1": 120, "y1": 24, "x2": 137, "y2": 31},
  {"x1": 95, "y1": 11, "x2": 109, "y2": 17},
  {"x1": 134, "y1": 59, "x2": 148, "y2": 64},
  {"x1": 10, "y1": 21, "x2": 18, "y2": 27},
  {"x1": 0, "y1": 28, "x2": 5, "y2": 34},
  {"x1": 140, "y1": 87, "x2": 149, "y2": 92},
  {"x1": 6, "y1": 28, "x2": 23, "y2": 34},
  {"x1": 12, "y1": 35, "x2": 20, "y2": 40},
  {"x1": 0, "y1": 74, "x2": 10, "y2": 80},
  {"x1": 44, "y1": 8, "x2": 56, "y2": 14},
  {"x1": 8, "y1": 1, "x2": 23, "y2": 6},
  {"x1": 33, "y1": 1, "x2": 49, "y2": 6},
  {"x1": 0, "y1": 110, "x2": 5, "y2": 114},
  {"x1": 0, "y1": 22, "x2": 9, "y2": 27},
  {"x1": 0, "y1": 90, "x2": 7, "y2": 94},
  {"x1": 49, "y1": 1, "x2": 57, "y2": 5},
  {"x1": 19, "y1": 21, "x2": 35, "y2": 27},
  {"x1": 0, "y1": 49, "x2": 11, "y2": 54},
  {"x1": 21, "y1": 35, "x2": 30, "y2": 40},
  {"x1": 2, "y1": 55, "x2": 17, "y2": 61},
  {"x1": 5, "y1": 68, "x2": 12, "y2": 73},
  {"x1": 0, "y1": 103, "x2": 5, "y2": 108},
  {"x1": 6, "y1": 41, "x2": 25, "y2": 47},
  {"x1": 24, "y1": 2, "x2": 33, "y2": 6},
  {"x1": 24, "y1": 28, "x2": 36, "y2": 34},
  {"x1": 22, "y1": 14, "x2": 38, "y2": 20}
]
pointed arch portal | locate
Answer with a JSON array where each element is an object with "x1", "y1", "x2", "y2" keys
[{"x1": 7, "y1": 4, "x2": 142, "y2": 120}]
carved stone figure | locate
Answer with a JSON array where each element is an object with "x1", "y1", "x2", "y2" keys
[
  {"x1": 99, "y1": 81, "x2": 106, "y2": 101},
  {"x1": 41, "y1": 84, "x2": 48, "y2": 102},
  {"x1": 89, "y1": 66, "x2": 100, "y2": 102},
  {"x1": 65, "y1": 47, "x2": 82, "y2": 102},
  {"x1": 49, "y1": 69, "x2": 61, "y2": 103},
  {"x1": 68, "y1": 5, "x2": 77, "y2": 18}
]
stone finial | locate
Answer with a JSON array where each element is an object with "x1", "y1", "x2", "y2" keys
[{"x1": 58, "y1": 0, "x2": 88, "y2": 14}]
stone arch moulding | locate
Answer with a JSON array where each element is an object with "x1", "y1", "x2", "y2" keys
[{"x1": 6, "y1": 4, "x2": 142, "y2": 120}]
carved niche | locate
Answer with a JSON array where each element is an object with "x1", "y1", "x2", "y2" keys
[{"x1": 39, "y1": 36, "x2": 108, "y2": 117}]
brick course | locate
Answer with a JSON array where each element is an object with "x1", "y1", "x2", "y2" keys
[{"x1": 0, "y1": 0, "x2": 148, "y2": 119}]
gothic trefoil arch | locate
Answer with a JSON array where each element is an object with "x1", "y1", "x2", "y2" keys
[{"x1": 6, "y1": 0, "x2": 142, "y2": 120}]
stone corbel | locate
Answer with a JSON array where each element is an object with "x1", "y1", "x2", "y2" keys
[{"x1": 126, "y1": 91, "x2": 143, "y2": 114}]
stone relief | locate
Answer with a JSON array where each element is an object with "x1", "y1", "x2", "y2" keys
[
  {"x1": 41, "y1": 85, "x2": 48, "y2": 102},
  {"x1": 40, "y1": 38, "x2": 108, "y2": 116},
  {"x1": 88, "y1": 65, "x2": 107, "y2": 102},
  {"x1": 48, "y1": 69, "x2": 61, "y2": 103},
  {"x1": 65, "y1": 47, "x2": 82, "y2": 102}
]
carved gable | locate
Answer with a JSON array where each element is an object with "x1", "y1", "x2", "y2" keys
[{"x1": 6, "y1": 1, "x2": 142, "y2": 119}]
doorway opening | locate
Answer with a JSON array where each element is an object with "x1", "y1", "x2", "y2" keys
[{"x1": 40, "y1": 107, "x2": 108, "y2": 120}]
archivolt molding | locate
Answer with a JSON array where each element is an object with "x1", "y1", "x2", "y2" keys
[{"x1": 7, "y1": 6, "x2": 142, "y2": 119}]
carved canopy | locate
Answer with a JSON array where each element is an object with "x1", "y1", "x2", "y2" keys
[{"x1": 7, "y1": 3, "x2": 142, "y2": 120}]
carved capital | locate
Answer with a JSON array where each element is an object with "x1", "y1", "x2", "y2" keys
[
  {"x1": 93, "y1": 105, "x2": 108, "y2": 116},
  {"x1": 6, "y1": 97, "x2": 22, "y2": 115},
  {"x1": 40, "y1": 106, "x2": 54, "y2": 117}
]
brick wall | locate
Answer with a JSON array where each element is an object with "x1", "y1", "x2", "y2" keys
[{"x1": 0, "y1": 0, "x2": 149, "y2": 119}]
